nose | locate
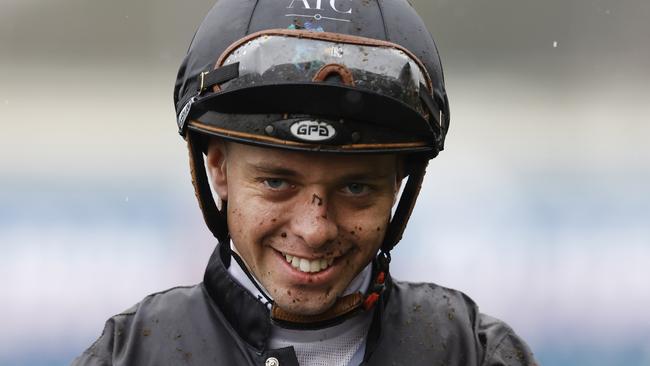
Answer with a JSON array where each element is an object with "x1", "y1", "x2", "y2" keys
[{"x1": 290, "y1": 192, "x2": 338, "y2": 249}]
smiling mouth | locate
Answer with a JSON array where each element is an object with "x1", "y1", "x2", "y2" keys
[{"x1": 282, "y1": 253, "x2": 335, "y2": 273}]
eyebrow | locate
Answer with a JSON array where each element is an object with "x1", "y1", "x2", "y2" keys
[
  {"x1": 249, "y1": 162, "x2": 392, "y2": 181},
  {"x1": 249, "y1": 163, "x2": 301, "y2": 177},
  {"x1": 336, "y1": 172, "x2": 394, "y2": 181}
]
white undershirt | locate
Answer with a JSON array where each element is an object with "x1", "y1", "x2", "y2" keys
[{"x1": 227, "y1": 243, "x2": 373, "y2": 366}]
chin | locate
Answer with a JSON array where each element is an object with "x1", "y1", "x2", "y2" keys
[{"x1": 275, "y1": 292, "x2": 338, "y2": 316}]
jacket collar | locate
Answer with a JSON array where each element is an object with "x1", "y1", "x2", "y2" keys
[
  {"x1": 203, "y1": 242, "x2": 271, "y2": 350},
  {"x1": 202, "y1": 242, "x2": 393, "y2": 353}
]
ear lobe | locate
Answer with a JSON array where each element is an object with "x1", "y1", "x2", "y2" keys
[{"x1": 206, "y1": 140, "x2": 228, "y2": 201}]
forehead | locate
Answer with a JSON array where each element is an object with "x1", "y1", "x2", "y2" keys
[{"x1": 226, "y1": 142, "x2": 398, "y2": 177}]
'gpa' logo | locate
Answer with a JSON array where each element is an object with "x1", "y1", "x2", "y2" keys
[{"x1": 290, "y1": 120, "x2": 337, "y2": 141}]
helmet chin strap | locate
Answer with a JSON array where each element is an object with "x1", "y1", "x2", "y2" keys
[
  {"x1": 188, "y1": 132, "x2": 229, "y2": 244},
  {"x1": 381, "y1": 157, "x2": 429, "y2": 253},
  {"x1": 187, "y1": 132, "x2": 427, "y2": 330}
]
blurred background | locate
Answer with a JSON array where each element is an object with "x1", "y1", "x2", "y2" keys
[{"x1": 1, "y1": 0, "x2": 648, "y2": 365}]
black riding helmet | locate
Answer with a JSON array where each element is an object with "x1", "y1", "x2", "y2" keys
[
  {"x1": 175, "y1": 0, "x2": 450, "y2": 247},
  {"x1": 173, "y1": 0, "x2": 450, "y2": 327}
]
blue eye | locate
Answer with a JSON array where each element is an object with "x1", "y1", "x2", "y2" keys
[
  {"x1": 345, "y1": 183, "x2": 367, "y2": 195},
  {"x1": 264, "y1": 178, "x2": 288, "y2": 190}
]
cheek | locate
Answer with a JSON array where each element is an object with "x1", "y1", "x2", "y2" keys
[
  {"x1": 227, "y1": 194, "x2": 290, "y2": 253},
  {"x1": 226, "y1": 205, "x2": 245, "y2": 240},
  {"x1": 339, "y1": 201, "x2": 392, "y2": 249}
]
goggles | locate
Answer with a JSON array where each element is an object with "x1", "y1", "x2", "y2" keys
[
  {"x1": 179, "y1": 30, "x2": 446, "y2": 153},
  {"x1": 220, "y1": 32, "x2": 432, "y2": 115}
]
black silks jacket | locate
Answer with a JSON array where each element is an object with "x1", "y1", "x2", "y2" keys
[{"x1": 72, "y1": 244, "x2": 538, "y2": 366}]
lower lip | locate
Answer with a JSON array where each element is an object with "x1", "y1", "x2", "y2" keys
[{"x1": 274, "y1": 250, "x2": 341, "y2": 285}]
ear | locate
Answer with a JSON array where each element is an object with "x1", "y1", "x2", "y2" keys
[
  {"x1": 206, "y1": 139, "x2": 229, "y2": 201},
  {"x1": 393, "y1": 155, "x2": 406, "y2": 203}
]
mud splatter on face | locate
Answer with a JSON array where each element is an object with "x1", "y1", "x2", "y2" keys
[
  {"x1": 219, "y1": 142, "x2": 398, "y2": 316},
  {"x1": 311, "y1": 194, "x2": 323, "y2": 206}
]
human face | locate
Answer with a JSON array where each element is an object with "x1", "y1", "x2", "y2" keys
[{"x1": 207, "y1": 141, "x2": 400, "y2": 315}]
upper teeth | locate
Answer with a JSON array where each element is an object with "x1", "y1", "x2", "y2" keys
[{"x1": 284, "y1": 254, "x2": 334, "y2": 273}]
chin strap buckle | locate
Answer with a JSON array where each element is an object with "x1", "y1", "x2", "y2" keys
[
  {"x1": 362, "y1": 251, "x2": 390, "y2": 310},
  {"x1": 362, "y1": 270, "x2": 386, "y2": 310}
]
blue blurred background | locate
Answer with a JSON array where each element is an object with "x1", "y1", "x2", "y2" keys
[{"x1": 1, "y1": 0, "x2": 648, "y2": 365}]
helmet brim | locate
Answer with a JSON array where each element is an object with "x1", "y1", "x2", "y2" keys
[{"x1": 188, "y1": 82, "x2": 439, "y2": 154}]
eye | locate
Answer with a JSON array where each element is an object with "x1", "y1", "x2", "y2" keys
[
  {"x1": 262, "y1": 178, "x2": 290, "y2": 190},
  {"x1": 343, "y1": 183, "x2": 369, "y2": 196}
]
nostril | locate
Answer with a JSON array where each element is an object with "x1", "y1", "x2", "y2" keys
[{"x1": 292, "y1": 215, "x2": 339, "y2": 248}]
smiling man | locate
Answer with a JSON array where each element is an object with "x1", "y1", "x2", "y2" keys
[
  {"x1": 207, "y1": 141, "x2": 400, "y2": 317},
  {"x1": 73, "y1": 0, "x2": 538, "y2": 365}
]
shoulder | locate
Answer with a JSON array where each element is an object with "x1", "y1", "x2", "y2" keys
[
  {"x1": 383, "y1": 279, "x2": 538, "y2": 365},
  {"x1": 389, "y1": 279, "x2": 481, "y2": 326},
  {"x1": 72, "y1": 284, "x2": 209, "y2": 366},
  {"x1": 477, "y1": 313, "x2": 538, "y2": 366}
]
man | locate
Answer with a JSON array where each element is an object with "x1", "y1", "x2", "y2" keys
[{"x1": 74, "y1": 0, "x2": 538, "y2": 365}]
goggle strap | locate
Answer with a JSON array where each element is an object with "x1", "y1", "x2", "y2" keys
[
  {"x1": 439, "y1": 91, "x2": 451, "y2": 149},
  {"x1": 176, "y1": 62, "x2": 241, "y2": 132},
  {"x1": 418, "y1": 84, "x2": 444, "y2": 149},
  {"x1": 198, "y1": 62, "x2": 240, "y2": 93}
]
